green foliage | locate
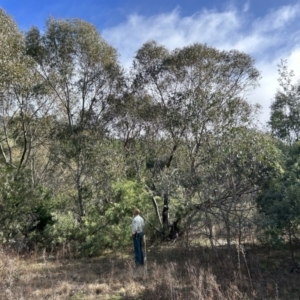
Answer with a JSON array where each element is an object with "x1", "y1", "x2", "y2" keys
[
  {"x1": 132, "y1": 40, "x2": 262, "y2": 241},
  {"x1": 67, "y1": 179, "x2": 152, "y2": 256},
  {"x1": 270, "y1": 60, "x2": 300, "y2": 145},
  {"x1": 260, "y1": 61, "x2": 300, "y2": 252},
  {"x1": 0, "y1": 167, "x2": 55, "y2": 244},
  {"x1": 257, "y1": 142, "x2": 300, "y2": 245},
  {"x1": 44, "y1": 211, "x2": 75, "y2": 245},
  {"x1": 0, "y1": 8, "x2": 29, "y2": 87},
  {"x1": 0, "y1": 12, "x2": 285, "y2": 254}
]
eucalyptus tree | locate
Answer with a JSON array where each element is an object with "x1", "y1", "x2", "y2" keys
[
  {"x1": 25, "y1": 18, "x2": 124, "y2": 223},
  {"x1": 270, "y1": 60, "x2": 300, "y2": 145},
  {"x1": 0, "y1": 9, "x2": 56, "y2": 244},
  {"x1": 262, "y1": 61, "x2": 300, "y2": 257},
  {"x1": 0, "y1": 8, "x2": 34, "y2": 169},
  {"x1": 186, "y1": 128, "x2": 279, "y2": 248},
  {"x1": 0, "y1": 9, "x2": 28, "y2": 91},
  {"x1": 132, "y1": 41, "x2": 261, "y2": 240},
  {"x1": 0, "y1": 8, "x2": 55, "y2": 175},
  {"x1": 257, "y1": 141, "x2": 300, "y2": 261}
]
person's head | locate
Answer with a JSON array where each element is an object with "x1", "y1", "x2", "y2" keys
[{"x1": 133, "y1": 208, "x2": 140, "y2": 216}]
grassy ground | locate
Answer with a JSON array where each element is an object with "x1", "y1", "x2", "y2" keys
[{"x1": 0, "y1": 243, "x2": 300, "y2": 300}]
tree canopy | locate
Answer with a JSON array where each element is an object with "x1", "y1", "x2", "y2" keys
[{"x1": 0, "y1": 11, "x2": 297, "y2": 256}]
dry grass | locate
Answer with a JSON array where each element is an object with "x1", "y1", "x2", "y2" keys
[{"x1": 0, "y1": 244, "x2": 299, "y2": 299}]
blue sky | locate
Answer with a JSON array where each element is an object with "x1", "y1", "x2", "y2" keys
[{"x1": 1, "y1": 0, "x2": 300, "y2": 125}]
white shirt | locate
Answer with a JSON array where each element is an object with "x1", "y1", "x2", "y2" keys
[{"x1": 132, "y1": 215, "x2": 145, "y2": 234}]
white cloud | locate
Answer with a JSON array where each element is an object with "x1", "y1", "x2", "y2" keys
[
  {"x1": 253, "y1": 4, "x2": 300, "y2": 33},
  {"x1": 243, "y1": 2, "x2": 250, "y2": 13},
  {"x1": 289, "y1": 48, "x2": 300, "y2": 78},
  {"x1": 102, "y1": 8, "x2": 241, "y2": 67},
  {"x1": 247, "y1": 47, "x2": 300, "y2": 126},
  {"x1": 102, "y1": 4, "x2": 300, "y2": 125},
  {"x1": 247, "y1": 60, "x2": 279, "y2": 124}
]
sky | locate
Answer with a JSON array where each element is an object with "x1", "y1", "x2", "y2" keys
[{"x1": 1, "y1": 0, "x2": 300, "y2": 126}]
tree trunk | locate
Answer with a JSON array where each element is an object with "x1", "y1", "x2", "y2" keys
[
  {"x1": 162, "y1": 192, "x2": 170, "y2": 238},
  {"x1": 288, "y1": 226, "x2": 295, "y2": 264},
  {"x1": 225, "y1": 223, "x2": 231, "y2": 251}
]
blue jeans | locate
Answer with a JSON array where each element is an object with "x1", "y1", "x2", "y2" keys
[{"x1": 133, "y1": 232, "x2": 144, "y2": 266}]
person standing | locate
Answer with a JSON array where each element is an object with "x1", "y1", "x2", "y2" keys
[{"x1": 132, "y1": 208, "x2": 145, "y2": 266}]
